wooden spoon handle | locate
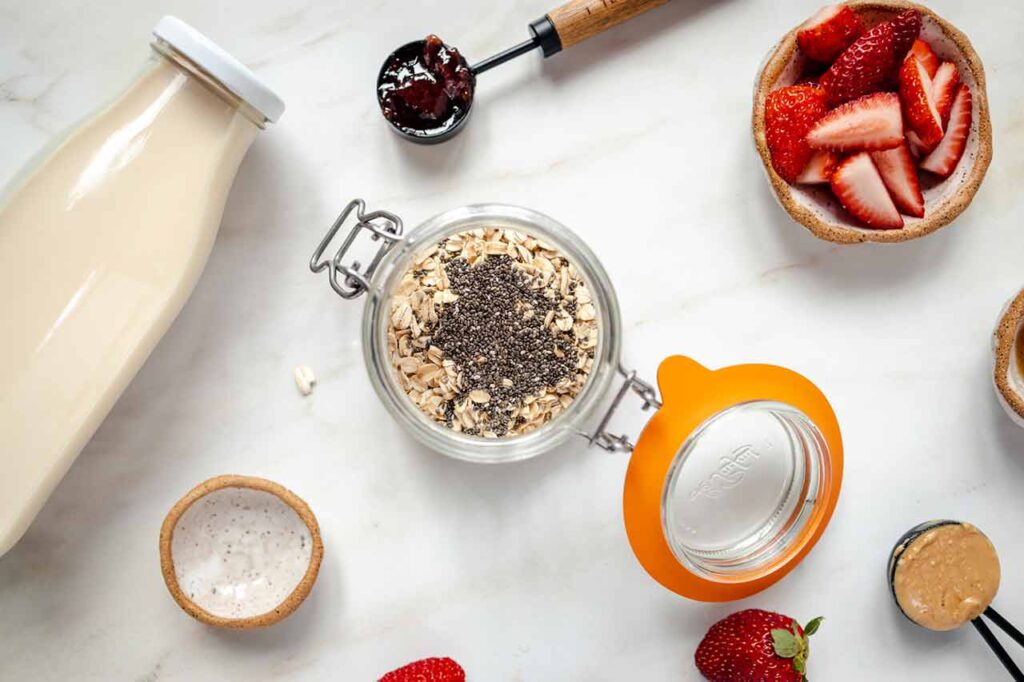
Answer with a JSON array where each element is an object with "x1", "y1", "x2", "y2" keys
[{"x1": 546, "y1": 0, "x2": 670, "y2": 50}]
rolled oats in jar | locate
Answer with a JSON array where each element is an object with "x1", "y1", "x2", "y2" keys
[{"x1": 386, "y1": 226, "x2": 599, "y2": 439}]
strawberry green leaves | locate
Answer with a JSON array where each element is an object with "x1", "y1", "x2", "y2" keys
[
  {"x1": 771, "y1": 628, "x2": 802, "y2": 658},
  {"x1": 770, "y1": 618, "x2": 824, "y2": 680}
]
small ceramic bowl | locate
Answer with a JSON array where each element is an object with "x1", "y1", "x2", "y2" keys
[
  {"x1": 752, "y1": 0, "x2": 992, "y2": 244},
  {"x1": 993, "y1": 290, "x2": 1024, "y2": 427},
  {"x1": 159, "y1": 475, "x2": 323, "y2": 628}
]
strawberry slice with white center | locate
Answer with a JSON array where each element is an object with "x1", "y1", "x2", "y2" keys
[
  {"x1": 921, "y1": 84, "x2": 972, "y2": 178},
  {"x1": 899, "y1": 56, "x2": 943, "y2": 148},
  {"x1": 906, "y1": 38, "x2": 939, "y2": 77},
  {"x1": 931, "y1": 61, "x2": 961, "y2": 129},
  {"x1": 831, "y1": 152, "x2": 904, "y2": 229},
  {"x1": 806, "y1": 92, "x2": 903, "y2": 152},
  {"x1": 796, "y1": 150, "x2": 839, "y2": 184},
  {"x1": 797, "y1": 4, "x2": 865, "y2": 63},
  {"x1": 871, "y1": 142, "x2": 924, "y2": 217},
  {"x1": 905, "y1": 130, "x2": 936, "y2": 159}
]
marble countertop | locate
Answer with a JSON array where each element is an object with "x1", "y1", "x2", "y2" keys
[{"x1": 2, "y1": 0, "x2": 1024, "y2": 679}]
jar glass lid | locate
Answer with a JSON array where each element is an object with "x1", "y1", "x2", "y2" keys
[
  {"x1": 662, "y1": 400, "x2": 828, "y2": 577},
  {"x1": 624, "y1": 356, "x2": 842, "y2": 602}
]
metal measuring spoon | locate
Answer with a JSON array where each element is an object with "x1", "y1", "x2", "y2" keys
[
  {"x1": 888, "y1": 520, "x2": 1024, "y2": 680},
  {"x1": 376, "y1": 0, "x2": 669, "y2": 143}
]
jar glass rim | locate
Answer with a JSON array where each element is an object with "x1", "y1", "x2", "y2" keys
[
  {"x1": 660, "y1": 400, "x2": 831, "y2": 580},
  {"x1": 361, "y1": 204, "x2": 623, "y2": 463}
]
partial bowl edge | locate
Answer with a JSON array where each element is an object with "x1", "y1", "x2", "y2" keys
[{"x1": 992, "y1": 290, "x2": 1024, "y2": 427}]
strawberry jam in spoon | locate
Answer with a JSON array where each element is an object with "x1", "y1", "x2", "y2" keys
[
  {"x1": 375, "y1": 0, "x2": 671, "y2": 143},
  {"x1": 377, "y1": 35, "x2": 475, "y2": 142}
]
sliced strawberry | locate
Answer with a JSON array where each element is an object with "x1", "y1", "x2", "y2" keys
[
  {"x1": 806, "y1": 92, "x2": 903, "y2": 152},
  {"x1": 931, "y1": 61, "x2": 961, "y2": 129},
  {"x1": 820, "y1": 20, "x2": 896, "y2": 105},
  {"x1": 899, "y1": 57, "x2": 943, "y2": 148},
  {"x1": 890, "y1": 9, "x2": 923, "y2": 62},
  {"x1": 906, "y1": 38, "x2": 939, "y2": 77},
  {"x1": 764, "y1": 84, "x2": 829, "y2": 183},
  {"x1": 921, "y1": 84, "x2": 972, "y2": 178},
  {"x1": 831, "y1": 152, "x2": 904, "y2": 229},
  {"x1": 797, "y1": 150, "x2": 840, "y2": 184},
  {"x1": 797, "y1": 4, "x2": 865, "y2": 63},
  {"x1": 905, "y1": 130, "x2": 936, "y2": 159},
  {"x1": 871, "y1": 142, "x2": 924, "y2": 217}
]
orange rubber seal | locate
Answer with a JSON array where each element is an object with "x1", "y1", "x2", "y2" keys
[{"x1": 622, "y1": 356, "x2": 843, "y2": 602}]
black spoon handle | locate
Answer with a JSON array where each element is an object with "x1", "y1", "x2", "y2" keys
[
  {"x1": 986, "y1": 607, "x2": 1024, "y2": 649},
  {"x1": 471, "y1": 37, "x2": 540, "y2": 75},
  {"x1": 973, "y1": 618, "x2": 1024, "y2": 681}
]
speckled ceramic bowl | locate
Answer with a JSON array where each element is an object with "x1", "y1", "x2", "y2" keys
[
  {"x1": 992, "y1": 290, "x2": 1024, "y2": 428},
  {"x1": 159, "y1": 475, "x2": 323, "y2": 629},
  {"x1": 752, "y1": 1, "x2": 992, "y2": 244}
]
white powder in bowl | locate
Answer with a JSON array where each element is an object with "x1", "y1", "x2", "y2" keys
[{"x1": 170, "y1": 486, "x2": 313, "y2": 620}]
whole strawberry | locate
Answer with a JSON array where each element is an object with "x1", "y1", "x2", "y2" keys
[
  {"x1": 695, "y1": 609, "x2": 823, "y2": 682},
  {"x1": 379, "y1": 656, "x2": 465, "y2": 682},
  {"x1": 764, "y1": 85, "x2": 828, "y2": 183}
]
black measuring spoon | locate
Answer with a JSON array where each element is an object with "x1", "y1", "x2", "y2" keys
[
  {"x1": 376, "y1": 0, "x2": 669, "y2": 143},
  {"x1": 888, "y1": 520, "x2": 1024, "y2": 680}
]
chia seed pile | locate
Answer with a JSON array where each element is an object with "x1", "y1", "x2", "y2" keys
[{"x1": 386, "y1": 227, "x2": 598, "y2": 438}]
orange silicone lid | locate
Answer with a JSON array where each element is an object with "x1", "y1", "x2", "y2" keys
[{"x1": 622, "y1": 356, "x2": 843, "y2": 602}]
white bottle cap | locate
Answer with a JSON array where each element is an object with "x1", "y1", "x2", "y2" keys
[{"x1": 152, "y1": 16, "x2": 285, "y2": 123}]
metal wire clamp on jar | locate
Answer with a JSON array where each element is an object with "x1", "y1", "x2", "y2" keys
[{"x1": 310, "y1": 198, "x2": 844, "y2": 602}]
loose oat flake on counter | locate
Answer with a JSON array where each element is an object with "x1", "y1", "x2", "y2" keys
[{"x1": 387, "y1": 227, "x2": 598, "y2": 438}]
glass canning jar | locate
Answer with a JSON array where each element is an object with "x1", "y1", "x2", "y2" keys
[
  {"x1": 311, "y1": 198, "x2": 843, "y2": 602},
  {"x1": 359, "y1": 203, "x2": 623, "y2": 463}
]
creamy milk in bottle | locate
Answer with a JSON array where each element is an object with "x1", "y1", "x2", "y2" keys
[{"x1": 0, "y1": 18, "x2": 284, "y2": 558}]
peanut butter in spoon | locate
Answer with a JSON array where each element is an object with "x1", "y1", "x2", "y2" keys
[{"x1": 893, "y1": 523, "x2": 1000, "y2": 631}]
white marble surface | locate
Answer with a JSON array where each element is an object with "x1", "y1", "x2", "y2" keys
[{"x1": 1, "y1": 0, "x2": 1024, "y2": 679}]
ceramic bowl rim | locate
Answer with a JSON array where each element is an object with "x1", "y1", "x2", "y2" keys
[
  {"x1": 158, "y1": 474, "x2": 324, "y2": 629},
  {"x1": 993, "y1": 290, "x2": 1024, "y2": 421}
]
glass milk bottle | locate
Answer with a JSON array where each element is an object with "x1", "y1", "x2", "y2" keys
[{"x1": 0, "y1": 17, "x2": 284, "y2": 558}]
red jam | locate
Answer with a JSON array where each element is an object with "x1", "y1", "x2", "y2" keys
[{"x1": 377, "y1": 35, "x2": 475, "y2": 136}]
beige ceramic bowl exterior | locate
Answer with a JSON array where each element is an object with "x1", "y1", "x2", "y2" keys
[
  {"x1": 159, "y1": 475, "x2": 323, "y2": 629},
  {"x1": 752, "y1": 1, "x2": 992, "y2": 244},
  {"x1": 992, "y1": 291, "x2": 1024, "y2": 428}
]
